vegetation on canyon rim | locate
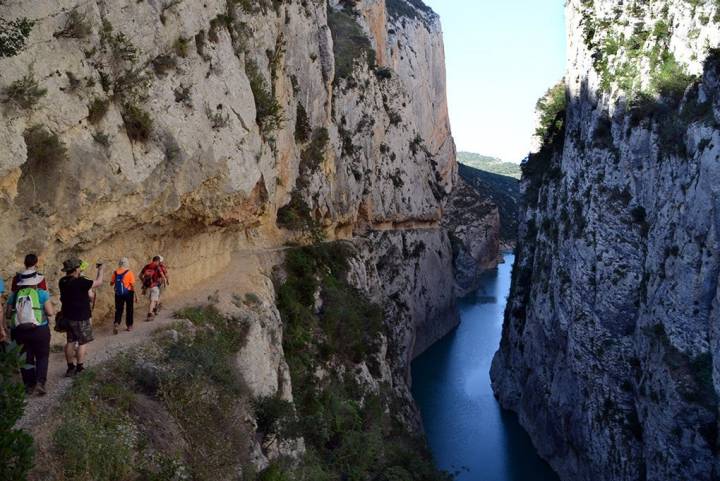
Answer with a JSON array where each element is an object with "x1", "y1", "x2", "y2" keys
[
  {"x1": 272, "y1": 242, "x2": 452, "y2": 481},
  {"x1": 29, "y1": 242, "x2": 451, "y2": 481}
]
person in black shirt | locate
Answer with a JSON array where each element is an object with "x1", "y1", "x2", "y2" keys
[{"x1": 59, "y1": 258, "x2": 104, "y2": 376}]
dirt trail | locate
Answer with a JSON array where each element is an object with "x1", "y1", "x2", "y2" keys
[{"x1": 17, "y1": 247, "x2": 286, "y2": 432}]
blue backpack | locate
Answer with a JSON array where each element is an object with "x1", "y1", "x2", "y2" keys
[{"x1": 115, "y1": 270, "x2": 130, "y2": 296}]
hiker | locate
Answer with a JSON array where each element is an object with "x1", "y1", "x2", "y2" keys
[
  {"x1": 11, "y1": 254, "x2": 48, "y2": 292},
  {"x1": 110, "y1": 257, "x2": 137, "y2": 334},
  {"x1": 6, "y1": 269, "x2": 55, "y2": 395},
  {"x1": 59, "y1": 258, "x2": 104, "y2": 377},
  {"x1": 141, "y1": 256, "x2": 168, "y2": 321}
]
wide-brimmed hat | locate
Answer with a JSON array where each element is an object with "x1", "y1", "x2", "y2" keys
[
  {"x1": 62, "y1": 257, "x2": 82, "y2": 273},
  {"x1": 16, "y1": 269, "x2": 45, "y2": 287}
]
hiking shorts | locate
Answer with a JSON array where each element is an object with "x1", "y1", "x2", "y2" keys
[
  {"x1": 148, "y1": 286, "x2": 161, "y2": 302},
  {"x1": 66, "y1": 319, "x2": 94, "y2": 345}
]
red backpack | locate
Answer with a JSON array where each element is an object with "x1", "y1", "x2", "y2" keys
[{"x1": 141, "y1": 264, "x2": 160, "y2": 289}]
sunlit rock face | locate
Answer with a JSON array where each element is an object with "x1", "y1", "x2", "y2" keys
[
  {"x1": 1, "y1": 0, "x2": 500, "y2": 437},
  {"x1": 492, "y1": 1, "x2": 720, "y2": 480}
]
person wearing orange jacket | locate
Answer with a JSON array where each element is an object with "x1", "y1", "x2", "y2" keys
[{"x1": 110, "y1": 257, "x2": 138, "y2": 334}]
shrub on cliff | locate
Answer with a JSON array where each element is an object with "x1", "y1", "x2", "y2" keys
[
  {"x1": 651, "y1": 53, "x2": 696, "y2": 103},
  {"x1": 87, "y1": 97, "x2": 109, "y2": 124},
  {"x1": 327, "y1": 7, "x2": 376, "y2": 80},
  {"x1": 295, "y1": 102, "x2": 311, "y2": 143},
  {"x1": 274, "y1": 243, "x2": 451, "y2": 481},
  {"x1": 535, "y1": 81, "x2": 567, "y2": 143},
  {"x1": 121, "y1": 104, "x2": 153, "y2": 142},
  {"x1": 51, "y1": 306, "x2": 251, "y2": 481},
  {"x1": 3, "y1": 72, "x2": 46, "y2": 109},
  {"x1": 0, "y1": 16, "x2": 34, "y2": 58},
  {"x1": 54, "y1": 8, "x2": 92, "y2": 39},
  {"x1": 24, "y1": 125, "x2": 68, "y2": 164},
  {"x1": 246, "y1": 59, "x2": 284, "y2": 139}
]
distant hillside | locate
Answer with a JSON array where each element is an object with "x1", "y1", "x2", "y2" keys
[
  {"x1": 457, "y1": 152, "x2": 522, "y2": 179},
  {"x1": 458, "y1": 164, "x2": 519, "y2": 244}
]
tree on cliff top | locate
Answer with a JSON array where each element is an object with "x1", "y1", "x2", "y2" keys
[{"x1": 535, "y1": 81, "x2": 567, "y2": 143}]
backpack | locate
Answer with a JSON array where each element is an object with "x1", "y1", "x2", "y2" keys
[
  {"x1": 14, "y1": 287, "x2": 43, "y2": 328},
  {"x1": 141, "y1": 264, "x2": 158, "y2": 289},
  {"x1": 115, "y1": 270, "x2": 130, "y2": 296}
]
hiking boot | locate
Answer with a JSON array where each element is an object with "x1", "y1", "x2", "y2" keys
[
  {"x1": 113, "y1": 324, "x2": 119, "y2": 335},
  {"x1": 75, "y1": 365, "x2": 85, "y2": 374},
  {"x1": 146, "y1": 313, "x2": 154, "y2": 322},
  {"x1": 127, "y1": 326, "x2": 134, "y2": 332},
  {"x1": 36, "y1": 383, "x2": 47, "y2": 396},
  {"x1": 65, "y1": 365, "x2": 76, "y2": 377},
  {"x1": 25, "y1": 385, "x2": 35, "y2": 396}
]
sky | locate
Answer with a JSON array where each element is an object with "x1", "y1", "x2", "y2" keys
[{"x1": 423, "y1": 0, "x2": 566, "y2": 163}]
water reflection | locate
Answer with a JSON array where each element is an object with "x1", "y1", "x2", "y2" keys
[{"x1": 411, "y1": 254, "x2": 559, "y2": 481}]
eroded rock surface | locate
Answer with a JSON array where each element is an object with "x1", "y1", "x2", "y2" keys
[{"x1": 492, "y1": 1, "x2": 720, "y2": 480}]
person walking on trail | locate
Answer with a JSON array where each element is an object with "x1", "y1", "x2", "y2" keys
[
  {"x1": 59, "y1": 258, "x2": 104, "y2": 377},
  {"x1": 141, "y1": 256, "x2": 168, "y2": 321},
  {"x1": 5, "y1": 270, "x2": 55, "y2": 396},
  {"x1": 11, "y1": 254, "x2": 48, "y2": 293},
  {"x1": 111, "y1": 258, "x2": 137, "y2": 334}
]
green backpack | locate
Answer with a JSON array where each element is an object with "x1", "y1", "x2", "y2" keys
[{"x1": 13, "y1": 287, "x2": 44, "y2": 328}]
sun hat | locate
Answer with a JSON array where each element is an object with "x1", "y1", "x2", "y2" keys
[
  {"x1": 16, "y1": 269, "x2": 45, "y2": 287},
  {"x1": 62, "y1": 258, "x2": 82, "y2": 273}
]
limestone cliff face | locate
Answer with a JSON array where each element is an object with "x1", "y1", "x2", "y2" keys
[
  {"x1": 0, "y1": 0, "x2": 457, "y2": 305},
  {"x1": 442, "y1": 178, "x2": 500, "y2": 297},
  {"x1": 492, "y1": 1, "x2": 720, "y2": 480},
  {"x1": 1, "y1": 0, "x2": 482, "y2": 424}
]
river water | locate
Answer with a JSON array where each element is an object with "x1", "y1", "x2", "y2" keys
[{"x1": 411, "y1": 253, "x2": 560, "y2": 481}]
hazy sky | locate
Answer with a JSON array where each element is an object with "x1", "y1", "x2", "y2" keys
[{"x1": 423, "y1": 0, "x2": 566, "y2": 162}]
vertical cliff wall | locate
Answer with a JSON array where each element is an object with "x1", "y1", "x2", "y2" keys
[
  {"x1": 492, "y1": 1, "x2": 720, "y2": 480},
  {"x1": 0, "y1": 0, "x2": 473, "y2": 344}
]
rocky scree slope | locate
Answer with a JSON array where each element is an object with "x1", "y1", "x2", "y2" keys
[
  {"x1": 492, "y1": 1, "x2": 720, "y2": 480},
  {"x1": 1, "y1": 0, "x2": 497, "y2": 478}
]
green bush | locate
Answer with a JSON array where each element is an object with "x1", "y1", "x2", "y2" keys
[
  {"x1": 0, "y1": 342, "x2": 34, "y2": 481},
  {"x1": 257, "y1": 463, "x2": 292, "y2": 481},
  {"x1": 300, "y1": 127, "x2": 329, "y2": 171},
  {"x1": 24, "y1": 125, "x2": 68, "y2": 164},
  {"x1": 276, "y1": 191, "x2": 318, "y2": 237},
  {"x1": 152, "y1": 54, "x2": 178, "y2": 76},
  {"x1": 252, "y1": 394, "x2": 297, "y2": 438},
  {"x1": 650, "y1": 53, "x2": 695, "y2": 102},
  {"x1": 173, "y1": 36, "x2": 190, "y2": 58},
  {"x1": 87, "y1": 97, "x2": 109, "y2": 124},
  {"x1": 51, "y1": 306, "x2": 250, "y2": 481},
  {"x1": 295, "y1": 102, "x2": 311, "y2": 143},
  {"x1": 54, "y1": 8, "x2": 92, "y2": 39},
  {"x1": 3, "y1": 72, "x2": 47, "y2": 109},
  {"x1": 0, "y1": 17, "x2": 34, "y2": 58},
  {"x1": 92, "y1": 131, "x2": 111, "y2": 148},
  {"x1": 386, "y1": 0, "x2": 434, "y2": 23},
  {"x1": 246, "y1": 59, "x2": 284, "y2": 139},
  {"x1": 535, "y1": 81, "x2": 567, "y2": 142},
  {"x1": 122, "y1": 104, "x2": 153, "y2": 142},
  {"x1": 52, "y1": 373, "x2": 138, "y2": 481},
  {"x1": 327, "y1": 7, "x2": 376, "y2": 80}
]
